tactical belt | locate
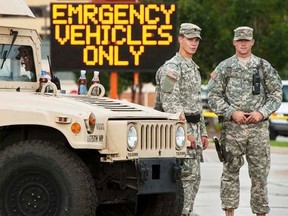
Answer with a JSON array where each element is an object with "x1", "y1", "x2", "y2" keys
[{"x1": 185, "y1": 113, "x2": 201, "y2": 124}]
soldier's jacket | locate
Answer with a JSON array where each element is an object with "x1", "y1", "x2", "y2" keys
[
  {"x1": 155, "y1": 52, "x2": 207, "y2": 137},
  {"x1": 207, "y1": 54, "x2": 282, "y2": 121}
]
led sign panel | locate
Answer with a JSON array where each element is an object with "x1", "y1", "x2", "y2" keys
[{"x1": 50, "y1": 3, "x2": 177, "y2": 72}]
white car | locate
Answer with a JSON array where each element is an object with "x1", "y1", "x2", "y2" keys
[{"x1": 269, "y1": 80, "x2": 288, "y2": 140}]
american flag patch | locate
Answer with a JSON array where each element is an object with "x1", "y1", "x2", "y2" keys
[{"x1": 167, "y1": 71, "x2": 178, "y2": 80}]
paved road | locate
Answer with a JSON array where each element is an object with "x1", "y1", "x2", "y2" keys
[{"x1": 192, "y1": 146, "x2": 288, "y2": 216}]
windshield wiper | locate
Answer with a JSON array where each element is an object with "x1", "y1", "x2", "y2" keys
[{"x1": 0, "y1": 30, "x2": 18, "y2": 69}]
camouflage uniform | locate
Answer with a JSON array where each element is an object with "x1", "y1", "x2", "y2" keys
[
  {"x1": 208, "y1": 53, "x2": 282, "y2": 214},
  {"x1": 156, "y1": 52, "x2": 208, "y2": 215}
]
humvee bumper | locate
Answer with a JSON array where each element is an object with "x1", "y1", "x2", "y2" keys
[{"x1": 137, "y1": 158, "x2": 181, "y2": 194}]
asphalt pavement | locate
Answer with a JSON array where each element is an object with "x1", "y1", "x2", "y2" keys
[{"x1": 191, "y1": 144, "x2": 288, "y2": 216}]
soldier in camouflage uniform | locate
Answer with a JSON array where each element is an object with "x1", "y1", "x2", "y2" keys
[
  {"x1": 155, "y1": 23, "x2": 209, "y2": 216},
  {"x1": 207, "y1": 26, "x2": 282, "y2": 216}
]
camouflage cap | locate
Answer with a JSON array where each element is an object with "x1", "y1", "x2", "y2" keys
[
  {"x1": 233, "y1": 26, "x2": 253, "y2": 40},
  {"x1": 179, "y1": 23, "x2": 202, "y2": 39}
]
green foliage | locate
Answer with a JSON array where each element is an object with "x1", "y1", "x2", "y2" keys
[{"x1": 177, "y1": 0, "x2": 288, "y2": 82}]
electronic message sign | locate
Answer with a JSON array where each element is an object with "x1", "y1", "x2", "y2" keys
[{"x1": 50, "y1": 3, "x2": 177, "y2": 72}]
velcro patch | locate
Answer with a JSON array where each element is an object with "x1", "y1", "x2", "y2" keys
[{"x1": 167, "y1": 71, "x2": 178, "y2": 80}]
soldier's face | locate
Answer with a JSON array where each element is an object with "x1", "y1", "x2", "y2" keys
[
  {"x1": 179, "y1": 36, "x2": 200, "y2": 57},
  {"x1": 233, "y1": 39, "x2": 254, "y2": 56},
  {"x1": 17, "y1": 47, "x2": 34, "y2": 71}
]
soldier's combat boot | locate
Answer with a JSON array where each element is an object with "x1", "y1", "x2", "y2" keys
[{"x1": 225, "y1": 208, "x2": 234, "y2": 216}]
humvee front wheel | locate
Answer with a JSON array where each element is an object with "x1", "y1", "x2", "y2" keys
[
  {"x1": 136, "y1": 180, "x2": 184, "y2": 216},
  {"x1": 0, "y1": 140, "x2": 97, "y2": 216}
]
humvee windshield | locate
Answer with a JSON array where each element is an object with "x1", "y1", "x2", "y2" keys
[{"x1": 0, "y1": 44, "x2": 36, "y2": 82}]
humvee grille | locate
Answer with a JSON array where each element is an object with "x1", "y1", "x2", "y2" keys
[{"x1": 140, "y1": 122, "x2": 173, "y2": 150}]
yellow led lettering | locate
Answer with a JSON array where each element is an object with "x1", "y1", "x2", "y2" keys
[
  {"x1": 85, "y1": 25, "x2": 101, "y2": 45},
  {"x1": 142, "y1": 25, "x2": 157, "y2": 45},
  {"x1": 160, "y1": 4, "x2": 175, "y2": 24},
  {"x1": 129, "y1": 4, "x2": 145, "y2": 24},
  {"x1": 83, "y1": 45, "x2": 98, "y2": 65},
  {"x1": 112, "y1": 26, "x2": 126, "y2": 45},
  {"x1": 55, "y1": 25, "x2": 70, "y2": 45},
  {"x1": 129, "y1": 46, "x2": 144, "y2": 65},
  {"x1": 145, "y1": 4, "x2": 159, "y2": 24},
  {"x1": 52, "y1": 3, "x2": 177, "y2": 68},
  {"x1": 127, "y1": 25, "x2": 141, "y2": 45},
  {"x1": 101, "y1": 25, "x2": 111, "y2": 45},
  {"x1": 114, "y1": 46, "x2": 129, "y2": 65},
  {"x1": 68, "y1": 4, "x2": 83, "y2": 24},
  {"x1": 70, "y1": 25, "x2": 85, "y2": 45},
  {"x1": 114, "y1": 4, "x2": 129, "y2": 25},
  {"x1": 83, "y1": 4, "x2": 98, "y2": 25},
  {"x1": 52, "y1": 4, "x2": 67, "y2": 24},
  {"x1": 68, "y1": 17, "x2": 73, "y2": 25},
  {"x1": 98, "y1": 46, "x2": 114, "y2": 65},
  {"x1": 99, "y1": 5, "x2": 113, "y2": 25},
  {"x1": 158, "y1": 25, "x2": 173, "y2": 45}
]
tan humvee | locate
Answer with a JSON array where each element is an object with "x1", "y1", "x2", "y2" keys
[{"x1": 0, "y1": 24, "x2": 188, "y2": 216}]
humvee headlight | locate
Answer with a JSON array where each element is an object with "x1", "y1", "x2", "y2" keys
[
  {"x1": 175, "y1": 125, "x2": 185, "y2": 150},
  {"x1": 85, "y1": 113, "x2": 96, "y2": 134},
  {"x1": 127, "y1": 124, "x2": 137, "y2": 151}
]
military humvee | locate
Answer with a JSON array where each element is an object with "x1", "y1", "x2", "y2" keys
[{"x1": 0, "y1": 24, "x2": 188, "y2": 216}]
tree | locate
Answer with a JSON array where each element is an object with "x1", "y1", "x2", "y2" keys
[{"x1": 177, "y1": 0, "x2": 288, "y2": 80}]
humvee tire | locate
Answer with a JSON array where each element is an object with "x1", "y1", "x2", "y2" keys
[
  {"x1": 96, "y1": 203, "x2": 135, "y2": 216},
  {"x1": 0, "y1": 140, "x2": 97, "y2": 216},
  {"x1": 136, "y1": 179, "x2": 184, "y2": 216}
]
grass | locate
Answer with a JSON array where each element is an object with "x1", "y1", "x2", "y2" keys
[
  {"x1": 270, "y1": 140, "x2": 288, "y2": 147},
  {"x1": 209, "y1": 139, "x2": 288, "y2": 148}
]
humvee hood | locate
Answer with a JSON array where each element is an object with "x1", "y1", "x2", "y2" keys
[{"x1": 0, "y1": 92, "x2": 177, "y2": 120}]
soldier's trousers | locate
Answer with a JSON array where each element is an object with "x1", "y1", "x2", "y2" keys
[
  {"x1": 220, "y1": 120, "x2": 270, "y2": 214},
  {"x1": 181, "y1": 147, "x2": 202, "y2": 215}
]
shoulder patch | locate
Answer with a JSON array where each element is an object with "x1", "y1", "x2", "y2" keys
[{"x1": 166, "y1": 71, "x2": 178, "y2": 80}]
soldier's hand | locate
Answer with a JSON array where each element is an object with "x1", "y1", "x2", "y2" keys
[
  {"x1": 201, "y1": 136, "x2": 209, "y2": 150},
  {"x1": 177, "y1": 111, "x2": 186, "y2": 122},
  {"x1": 187, "y1": 134, "x2": 196, "y2": 149},
  {"x1": 232, "y1": 111, "x2": 248, "y2": 124},
  {"x1": 245, "y1": 111, "x2": 264, "y2": 124}
]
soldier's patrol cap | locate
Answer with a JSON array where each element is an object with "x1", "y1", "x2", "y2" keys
[
  {"x1": 179, "y1": 23, "x2": 202, "y2": 39},
  {"x1": 233, "y1": 26, "x2": 253, "y2": 40}
]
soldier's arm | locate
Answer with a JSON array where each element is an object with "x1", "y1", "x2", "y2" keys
[
  {"x1": 160, "y1": 63, "x2": 184, "y2": 115},
  {"x1": 207, "y1": 65, "x2": 236, "y2": 121},
  {"x1": 160, "y1": 64, "x2": 194, "y2": 136},
  {"x1": 199, "y1": 114, "x2": 208, "y2": 136},
  {"x1": 258, "y1": 62, "x2": 283, "y2": 119}
]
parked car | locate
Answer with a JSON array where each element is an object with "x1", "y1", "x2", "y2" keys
[
  {"x1": 269, "y1": 80, "x2": 288, "y2": 140},
  {"x1": 201, "y1": 85, "x2": 209, "y2": 109}
]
